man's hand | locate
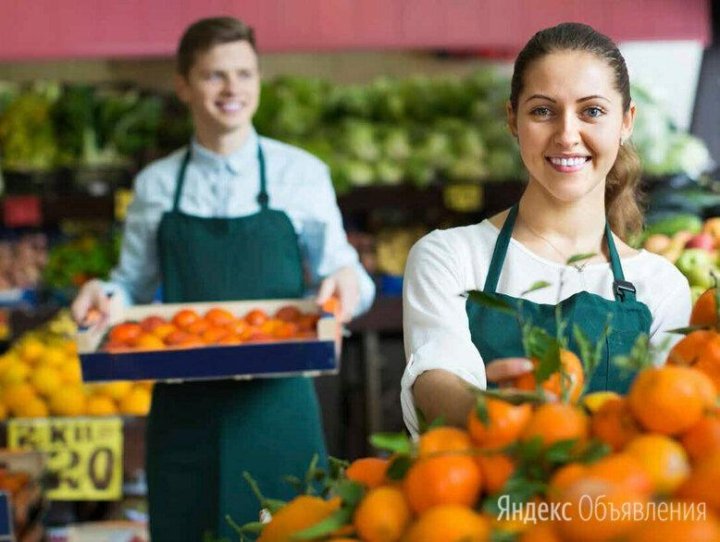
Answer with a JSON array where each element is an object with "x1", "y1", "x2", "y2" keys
[
  {"x1": 71, "y1": 279, "x2": 110, "y2": 327},
  {"x1": 316, "y1": 266, "x2": 359, "y2": 323}
]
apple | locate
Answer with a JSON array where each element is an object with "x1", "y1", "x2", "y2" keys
[
  {"x1": 685, "y1": 232, "x2": 716, "y2": 251},
  {"x1": 643, "y1": 234, "x2": 671, "y2": 254},
  {"x1": 676, "y1": 248, "x2": 717, "y2": 289},
  {"x1": 672, "y1": 230, "x2": 694, "y2": 248}
]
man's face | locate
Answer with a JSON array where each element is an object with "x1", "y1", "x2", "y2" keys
[{"x1": 176, "y1": 40, "x2": 260, "y2": 140}]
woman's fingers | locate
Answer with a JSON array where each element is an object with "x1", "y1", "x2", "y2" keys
[{"x1": 486, "y1": 357, "x2": 534, "y2": 382}]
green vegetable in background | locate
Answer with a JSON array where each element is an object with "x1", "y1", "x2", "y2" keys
[{"x1": 0, "y1": 83, "x2": 60, "y2": 172}]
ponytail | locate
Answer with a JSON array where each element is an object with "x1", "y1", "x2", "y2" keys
[{"x1": 605, "y1": 141, "x2": 644, "y2": 240}]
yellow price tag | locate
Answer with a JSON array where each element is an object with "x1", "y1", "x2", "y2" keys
[
  {"x1": 443, "y1": 184, "x2": 484, "y2": 213},
  {"x1": 114, "y1": 189, "x2": 134, "y2": 222},
  {"x1": 8, "y1": 417, "x2": 123, "y2": 501}
]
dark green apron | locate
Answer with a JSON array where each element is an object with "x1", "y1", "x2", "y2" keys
[
  {"x1": 466, "y1": 204, "x2": 652, "y2": 393},
  {"x1": 146, "y1": 144, "x2": 328, "y2": 541}
]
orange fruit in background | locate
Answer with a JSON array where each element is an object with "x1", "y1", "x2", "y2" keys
[
  {"x1": 515, "y1": 349, "x2": 585, "y2": 403},
  {"x1": 346, "y1": 457, "x2": 389, "y2": 489},
  {"x1": 109, "y1": 322, "x2": 143, "y2": 346},
  {"x1": 29, "y1": 364, "x2": 62, "y2": 397},
  {"x1": 680, "y1": 411, "x2": 720, "y2": 462},
  {"x1": 547, "y1": 462, "x2": 588, "y2": 499},
  {"x1": 139, "y1": 315, "x2": 166, "y2": 333},
  {"x1": 49, "y1": 386, "x2": 87, "y2": 417},
  {"x1": 14, "y1": 397, "x2": 49, "y2": 419},
  {"x1": 585, "y1": 453, "x2": 653, "y2": 495},
  {"x1": 86, "y1": 395, "x2": 118, "y2": 416},
  {"x1": 690, "y1": 288, "x2": 718, "y2": 328},
  {"x1": 203, "y1": 307, "x2": 236, "y2": 327},
  {"x1": 321, "y1": 296, "x2": 340, "y2": 314},
  {"x1": 201, "y1": 326, "x2": 230, "y2": 345},
  {"x1": 275, "y1": 305, "x2": 302, "y2": 322},
  {"x1": 403, "y1": 454, "x2": 482, "y2": 514},
  {"x1": 590, "y1": 397, "x2": 642, "y2": 451},
  {"x1": 518, "y1": 524, "x2": 562, "y2": 542},
  {"x1": 476, "y1": 453, "x2": 515, "y2": 495},
  {"x1": 185, "y1": 318, "x2": 210, "y2": 336},
  {"x1": 273, "y1": 322, "x2": 298, "y2": 340},
  {"x1": 628, "y1": 366, "x2": 715, "y2": 435},
  {"x1": 624, "y1": 434, "x2": 690, "y2": 495},
  {"x1": 164, "y1": 330, "x2": 203, "y2": 348},
  {"x1": 418, "y1": 426, "x2": 473, "y2": 457},
  {"x1": 245, "y1": 309, "x2": 269, "y2": 326},
  {"x1": 467, "y1": 398, "x2": 532, "y2": 449},
  {"x1": 667, "y1": 329, "x2": 716, "y2": 366},
  {"x1": 135, "y1": 333, "x2": 166, "y2": 351},
  {"x1": 3, "y1": 383, "x2": 38, "y2": 414},
  {"x1": 553, "y1": 477, "x2": 648, "y2": 542},
  {"x1": 96, "y1": 381, "x2": 132, "y2": 401},
  {"x1": 692, "y1": 338, "x2": 720, "y2": 392},
  {"x1": 217, "y1": 335, "x2": 242, "y2": 346},
  {"x1": 119, "y1": 386, "x2": 151, "y2": 416},
  {"x1": 150, "y1": 323, "x2": 177, "y2": 341},
  {"x1": 226, "y1": 319, "x2": 249, "y2": 336},
  {"x1": 676, "y1": 452, "x2": 720, "y2": 512},
  {"x1": 630, "y1": 513, "x2": 720, "y2": 542},
  {"x1": 353, "y1": 486, "x2": 411, "y2": 542},
  {"x1": 521, "y1": 403, "x2": 588, "y2": 448},
  {"x1": 403, "y1": 505, "x2": 490, "y2": 542},
  {"x1": 171, "y1": 309, "x2": 200, "y2": 330},
  {"x1": 257, "y1": 495, "x2": 341, "y2": 542},
  {"x1": 297, "y1": 313, "x2": 320, "y2": 332}
]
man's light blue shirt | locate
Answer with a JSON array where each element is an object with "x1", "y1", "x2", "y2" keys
[{"x1": 108, "y1": 128, "x2": 375, "y2": 315}]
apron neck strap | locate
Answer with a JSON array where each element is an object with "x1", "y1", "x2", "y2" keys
[
  {"x1": 173, "y1": 149, "x2": 192, "y2": 212},
  {"x1": 256, "y1": 143, "x2": 269, "y2": 209},
  {"x1": 483, "y1": 204, "x2": 518, "y2": 293},
  {"x1": 173, "y1": 142, "x2": 271, "y2": 212},
  {"x1": 483, "y1": 203, "x2": 636, "y2": 302},
  {"x1": 605, "y1": 221, "x2": 636, "y2": 302}
]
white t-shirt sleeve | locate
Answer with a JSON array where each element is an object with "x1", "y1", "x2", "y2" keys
[{"x1": 401, "y1": 230, "x2": 487, "y2": 435}]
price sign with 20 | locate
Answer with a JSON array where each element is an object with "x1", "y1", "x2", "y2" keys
[{"x1": 8, "y1": 417, "x2": 123, "y2": 501}]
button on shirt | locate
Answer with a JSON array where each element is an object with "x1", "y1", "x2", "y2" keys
[{"x1": 107, "y1": 128, "x2": 375, "y2": 314}]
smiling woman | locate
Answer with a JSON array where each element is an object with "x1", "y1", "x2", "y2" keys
[{"x1": 401, "y1": 22, "x2": 691, "y2": 436}]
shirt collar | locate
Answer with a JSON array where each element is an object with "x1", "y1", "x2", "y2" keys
[{"x1": 189, "y1": 127, "x2": 258, "y2": 175}]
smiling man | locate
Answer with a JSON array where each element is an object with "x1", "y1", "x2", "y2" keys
[{"x1": 71, "y1": 16, "x2": 375, "y2": 541}]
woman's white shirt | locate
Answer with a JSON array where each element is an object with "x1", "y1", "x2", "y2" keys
[{"x1": 401, "y1": 220, "x2": 691, "y2": 435}]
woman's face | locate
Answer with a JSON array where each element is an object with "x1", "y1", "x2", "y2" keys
[{"x1": 508, "y1": 50, "x2": 635, "y2": 204}]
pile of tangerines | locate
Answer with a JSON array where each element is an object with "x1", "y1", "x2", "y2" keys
[
  {"x1": 103, "y1": 304, "x2": 321, "y2": 352},
  {"x1": 250, "y1": 290, "x2": 720, "y2": 542},
  {"x1": 0, "y1": 311, "x2": 152, "y2": 419}
]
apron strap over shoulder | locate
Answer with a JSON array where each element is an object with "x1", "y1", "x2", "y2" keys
[
  {"x1": 256, "y1": 144, "x2": 269, "y2": 209},
  {"x1": 605, "y1": 222, "x2": 637, "y2": 302},
  {"x1": 483, "y1": 204, "x2": 519, "y2": 293},
  {"x1": 173, "y1": 149, "x2": 192, "y2": 212}
]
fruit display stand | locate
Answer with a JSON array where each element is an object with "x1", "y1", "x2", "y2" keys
[
  {"x1": 0, "y1": 312, "x2": 153, "y2": 534},
  {"x1": 241, "y1": 291, "x2": 720, "y2": 541}
]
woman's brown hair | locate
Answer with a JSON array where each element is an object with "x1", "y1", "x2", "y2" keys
[
  {"x1": 176, "y1": 17, "x2": 256, "y2": 78},
  {"x1": 510, "y1": 22, "x2": 643, "y2": 239}
]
